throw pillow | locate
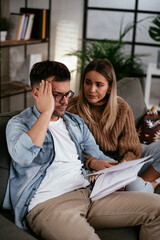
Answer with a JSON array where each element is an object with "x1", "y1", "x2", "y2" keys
[{"x1": 138, "y1": 105, "x2": 160, "y2": 144}]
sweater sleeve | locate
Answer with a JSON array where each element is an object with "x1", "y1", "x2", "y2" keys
[{"x1": 118, "y1": 105, "x2": 142, "y2": 162}]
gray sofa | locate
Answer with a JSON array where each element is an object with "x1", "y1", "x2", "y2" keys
[{"x1": 0, "y1": 77, "x2": 147, "y2": 240}]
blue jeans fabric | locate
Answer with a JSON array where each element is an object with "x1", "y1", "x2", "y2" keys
[
  {"x1": 141, "y1": 141, "x2": 160, "y2": 174},
  {"x1": 126, "y1": 141, "x2": 160, "y2": 193}
]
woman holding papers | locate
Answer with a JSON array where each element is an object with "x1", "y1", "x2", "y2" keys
[{"x1": 67, "y1": 58, "x2": 160, "y2": 193}]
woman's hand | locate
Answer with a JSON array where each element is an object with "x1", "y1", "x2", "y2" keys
[
  {"x1": 90, "y1": 159, "x2": 118, "y2": 171},
  {"x1": 119, "y1": 159, "x2": 127, "y2": 163}
]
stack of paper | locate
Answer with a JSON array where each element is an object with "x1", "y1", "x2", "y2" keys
[{"x1": 90, "y1": 156, "x2": 153, "y2": 201}]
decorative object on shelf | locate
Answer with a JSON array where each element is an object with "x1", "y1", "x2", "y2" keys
[
  {"x1": 15, "y1": 53, "x2": 42, "y2": 85},
  {"x1": 148, "y1": 15, "x2": 160, "y2": 69},
  {"x1": 67, "y1": 19, "x2": 147, "y2": 81},
  {"x1": 0, "y1": 17, "x2": 11, "y2": 41}
]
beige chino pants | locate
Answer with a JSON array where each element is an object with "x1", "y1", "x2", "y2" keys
[{"x1": 26, "y1": 188, "x2": 160, "y2": 240}]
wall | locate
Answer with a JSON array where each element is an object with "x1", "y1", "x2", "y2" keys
[{"x1": 51, "y1": 0, "x2": 84, "y2": 93}]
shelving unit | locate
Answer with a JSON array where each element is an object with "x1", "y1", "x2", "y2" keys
[
  {"x1": 0, "y1": 0, "x2": 51, "y2": 113},
  {"x1": 0, "y1": 39, "x2": 49, "y2": 48}
]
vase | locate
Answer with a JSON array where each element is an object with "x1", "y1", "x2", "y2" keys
[{"x1": 0, "y1": 31, "x2": 7, "y2": 41}]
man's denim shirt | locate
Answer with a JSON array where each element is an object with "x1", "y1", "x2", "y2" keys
[{"x1": 3, "y1": 105, "x2": 113, "y2": 230}]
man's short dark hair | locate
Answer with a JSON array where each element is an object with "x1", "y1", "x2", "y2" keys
[{"x1": 30, "y1": 60, "x2": 71, "y2": 88}]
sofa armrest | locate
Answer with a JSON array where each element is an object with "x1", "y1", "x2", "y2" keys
[{"x1": 0, "y1": 214, "x2": 37, "y2": 240}]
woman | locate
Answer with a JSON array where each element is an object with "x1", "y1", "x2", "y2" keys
[{"x1": 67, "y1": 58, "x2": 160, "y2": 193}]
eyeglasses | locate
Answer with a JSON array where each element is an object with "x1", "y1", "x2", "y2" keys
[{"x1": 52, "y1": 90, "x2": 74, "y2": 102}]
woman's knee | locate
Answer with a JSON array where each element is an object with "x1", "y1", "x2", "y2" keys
[
  {"x1": 126, "y1": 176, "x2": 154, "y2": 193},
  {"x1": 142, "y1": 141, "x2": 160, "y2": 156}
]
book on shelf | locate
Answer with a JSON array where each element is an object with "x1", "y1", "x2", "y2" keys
[
  {"x1": 42, "y1": 9, "x2": 46, "y2": 39},
  {"x1": 9, "y1": 12, "x2": 34, "y2": 41},
  {"x1": 9, "y1": 13, "x2": 22, "y2": 40},
  {"x1": 18, "y1": 14, "x2": 26, "y2": 40},
  {"x1": 89, "y1": 155, "x2": 153, "y2": 201},
  {"x1": 24, "y1": 14, "x2": 35, "y2": 40},
  {"x1": 20, "y1": 8, "x2": 50, "y2": 40},
  {"x1": 21, "y1": 14, "x2": 29, "y2": 40}
]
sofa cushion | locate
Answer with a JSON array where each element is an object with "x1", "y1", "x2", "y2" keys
[
  {"x1": 117, "y1": 78, "x2": 147, "y2": 128},
  {"x1": 0, "y1": 111, "x2": 21, "y2": 207},
  {"x1": 96, "y1": 227, "x2": 139, "y2": 240},
  {"x1": 138, "y1": 105, "x2": 160, "y2": 144},
  {"x1": 0, "y1": 214, "x2": 36, "y2": 240}
]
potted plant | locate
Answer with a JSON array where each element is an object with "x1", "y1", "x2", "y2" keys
[
  {"x1": 67, "y1": 19, "x2": 147, "y2": 81},
  {"x1": 0, "y1": 17, "x2": 11, "y2": 41},
  {"x1": 148, "y1": 15, "x2": 160, "y2": 42}
]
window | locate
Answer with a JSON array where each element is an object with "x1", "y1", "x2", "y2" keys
[{"x1": 83, "y1": 0, "x2": 160, "y2": 74}]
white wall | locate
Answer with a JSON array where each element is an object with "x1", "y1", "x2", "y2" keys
[{"x1": 50, "y1": 0, "x2": 84, "y2": 93}]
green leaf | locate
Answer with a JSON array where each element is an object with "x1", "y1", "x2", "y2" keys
[{"x1": 148, "y1": 15, "x2": 160, "y2": 42}]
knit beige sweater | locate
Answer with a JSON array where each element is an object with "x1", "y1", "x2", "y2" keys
[{"x1": 67, "y1": 96, "x2": 142, "y2": 162}]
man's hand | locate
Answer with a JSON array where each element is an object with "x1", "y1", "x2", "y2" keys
[
  {"x1": 35, "y1": 80, "x2": 55, "y2": 115},
  {"x1": 27, "y1": 80, "x2": 55, "y2": 147},
  {"x1": 90, "y1": 159, "x2": 118, "y2": 171}
]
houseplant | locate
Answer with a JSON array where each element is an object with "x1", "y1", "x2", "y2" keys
[
  {"x1": 148, "y1": 15, "x2": 160, "y2": 42},
  {"x1": 0, "y1": 17, "x2": 11, "y2": 41},
  {"x1": 67, "y1": 19, "x2": 147, "y2": 81}
]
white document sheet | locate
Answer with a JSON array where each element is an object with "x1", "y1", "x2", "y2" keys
[{"x1": 90, "y1": 156, "x2": 153, "y2": 201}]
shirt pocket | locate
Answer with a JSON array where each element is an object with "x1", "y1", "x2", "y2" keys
[{"x1": 34, "y1": 142, "x2": 54, "y2": 165}]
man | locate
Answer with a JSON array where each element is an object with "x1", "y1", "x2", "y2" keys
[{"x1": 3, "y1": 60, "x2": 160, "y2": 240}]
